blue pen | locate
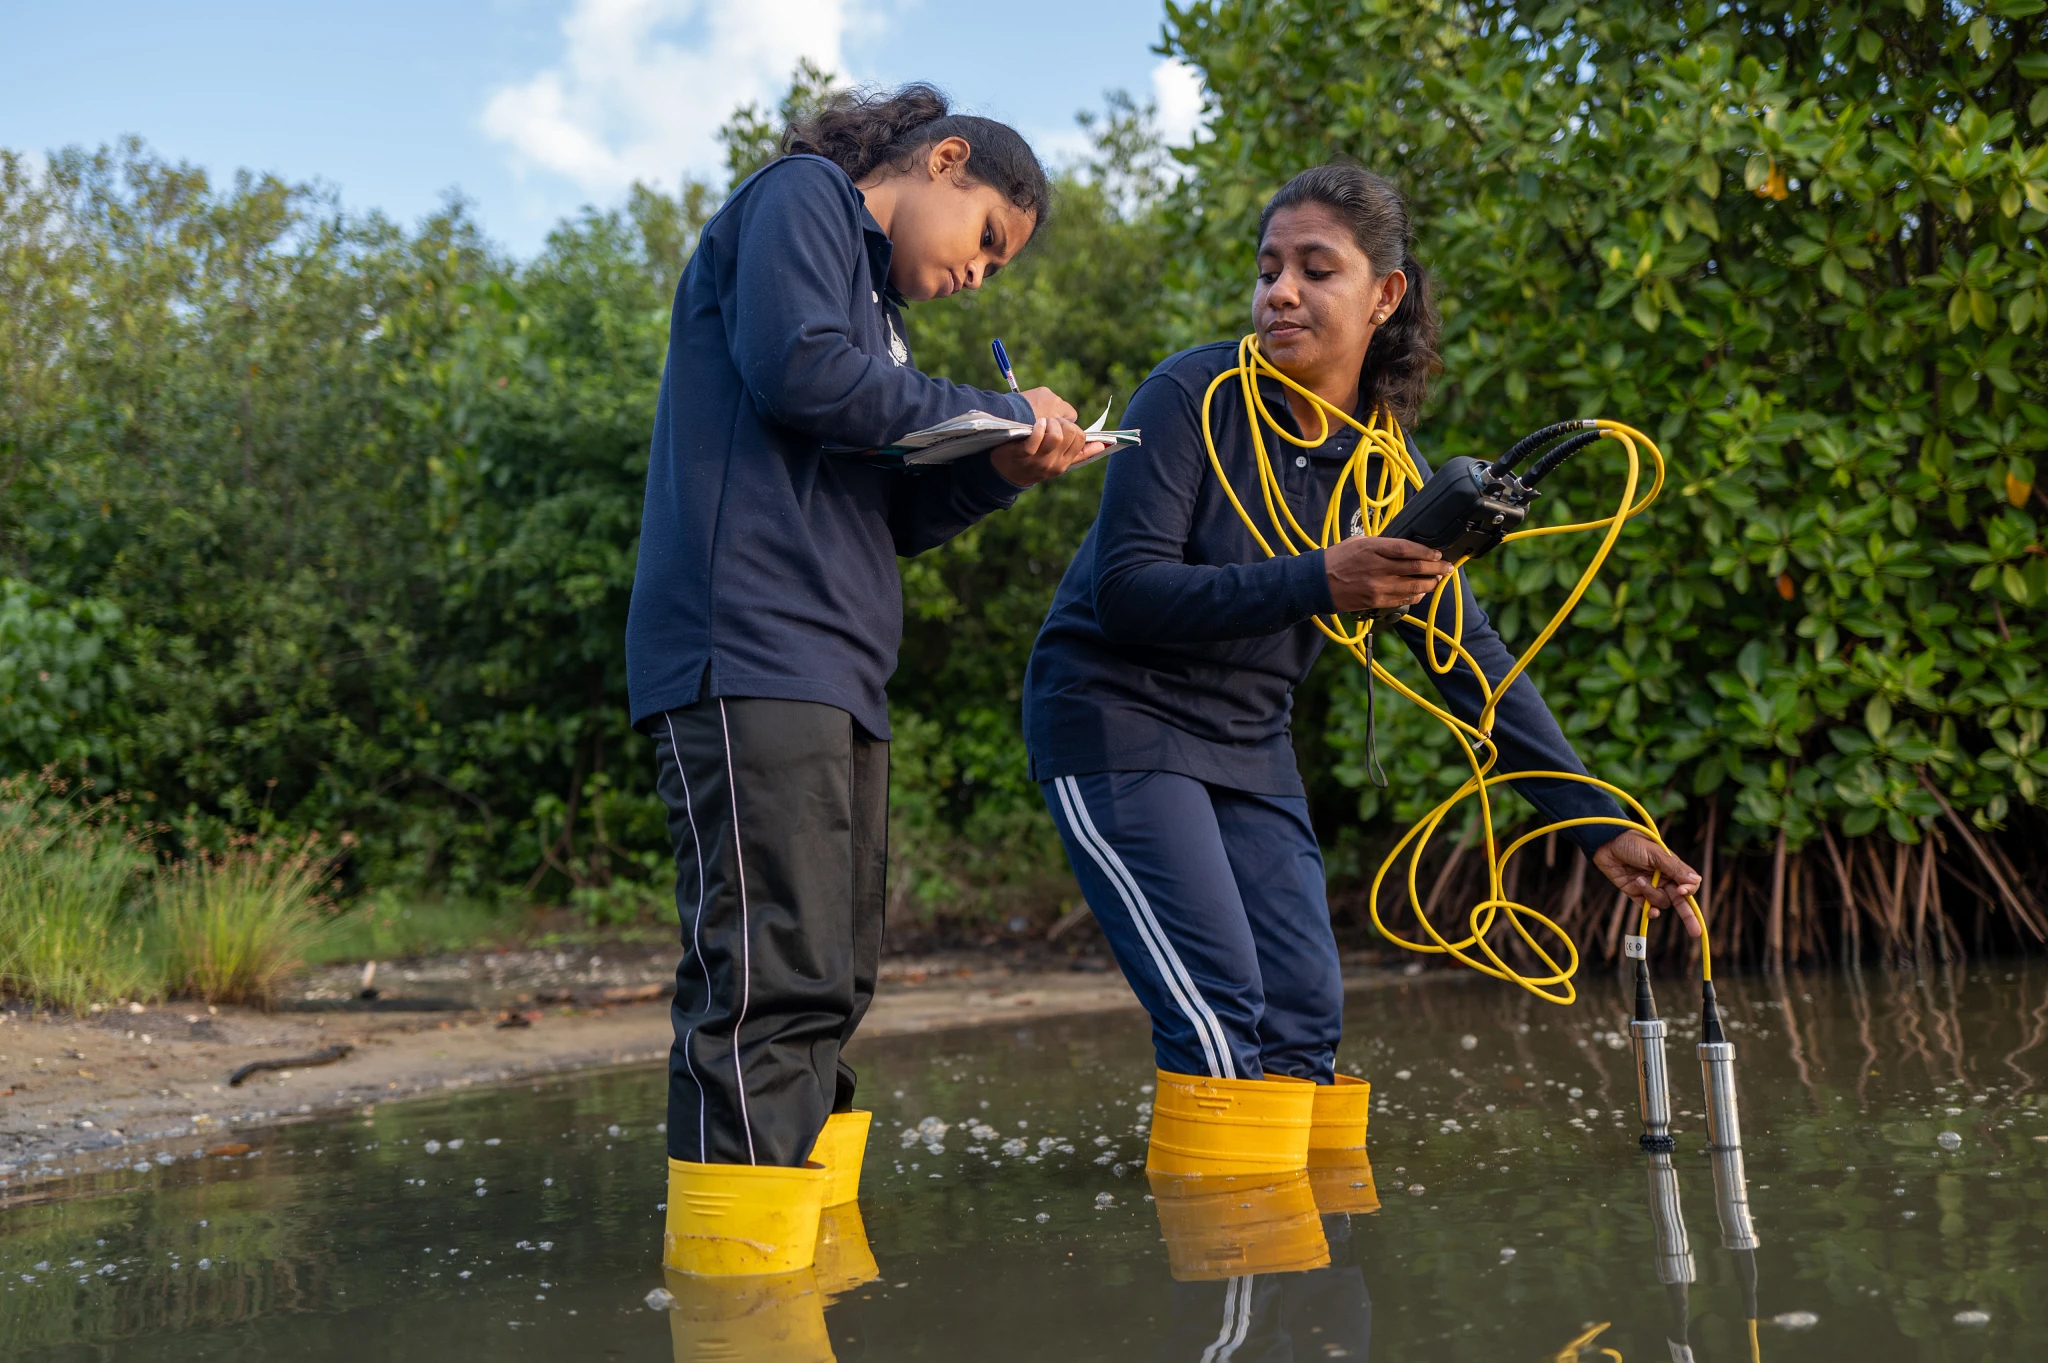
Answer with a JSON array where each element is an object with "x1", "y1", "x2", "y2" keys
[{"x1": 991, "y1": 337, "x2": 1022, "y2": 394}]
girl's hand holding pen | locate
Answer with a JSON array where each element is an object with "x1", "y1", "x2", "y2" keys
[{"x1": 989, "y1": 341, "x2": 1104, "y2": 485}]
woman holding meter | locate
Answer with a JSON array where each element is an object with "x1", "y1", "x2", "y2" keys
[
  {"x1": 627, "y1": 85, "x2": 1097, "y2": 1274},
  {"x1": 1022, "y1": 164, "x2": 1702, "y2": 1174}
]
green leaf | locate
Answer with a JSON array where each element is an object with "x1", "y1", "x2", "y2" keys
[
  {"x1": 1866, "y1": 694, "x2": 1894, "y2": 742},
  {"x1": 2033, "y1": 88, "x2": 2048, "y2": 127},
  {"x1": 1972, "y1": 289, "x2": 1998, "y2": 330},
  {"x1": 1631, "y1": 288, "x2": 1661, "y2": 332},
  {"x1": 1844, "y1": 807, "x2": 1881, "y2": 836},
  {"x1": 1737, "y1": 640, "x2": 1767, "y2": 689}
]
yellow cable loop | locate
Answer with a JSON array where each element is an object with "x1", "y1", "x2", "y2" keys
[
  {"x1": 1201, "y1": 335, "x2": 1710, "y2": 1004},
  {"x1": 1548, "y1": 1321, "x2": 1622, "y2": 1362}
]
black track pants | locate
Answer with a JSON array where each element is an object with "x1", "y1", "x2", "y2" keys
[{"x1": 649, "y1": 697, "x2": 887, "y2": 1167}]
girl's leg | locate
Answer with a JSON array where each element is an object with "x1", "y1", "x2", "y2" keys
[
  {"x1": 652, "y1": 696, "x2": 873, "y2": 1167},
  {"x1": 1042, "y1": 771, "x2": 1265, "y2": 1079},
  {"x1": 1212, "y1": 787, "x2": 1343, "y2": 1082}
]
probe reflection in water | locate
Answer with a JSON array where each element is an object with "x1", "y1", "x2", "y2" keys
[
  {"x1": 1642, "y1": 1149, "x2": 1696, "y2": 1361},
  {"x1": 1710, "y1": 1143, "x2": 1763, "y2": 1361}
]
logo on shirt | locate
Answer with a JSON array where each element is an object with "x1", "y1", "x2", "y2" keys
[{"x1": 886, "y1": 318, "x2": 908, "y2": 367}]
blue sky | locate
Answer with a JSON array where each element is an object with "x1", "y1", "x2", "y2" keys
[{"x1": 3, "y1": 0, "x2": 1197, "y2": 258}]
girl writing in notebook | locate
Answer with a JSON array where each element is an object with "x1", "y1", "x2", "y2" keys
[{"x1": 626, "y1": 84, "x2": 1098, "y2": 1275}]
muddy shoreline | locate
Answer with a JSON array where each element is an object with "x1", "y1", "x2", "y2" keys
[{"x1": 0, "y1": 944, "x2": 1418, "y2": 1199}]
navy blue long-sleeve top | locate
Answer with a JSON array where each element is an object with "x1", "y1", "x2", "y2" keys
[
  {"x1": 626, "y1": 154, "x2": 1036, "y2": 736},
  {"x1": 1022, "y1": 342, "x2": 1624, "y2": 852}
]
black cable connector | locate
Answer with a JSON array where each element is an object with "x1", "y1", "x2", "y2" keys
[
  {"x1": 1488, "y1": 418, "x2": 1594, "y2": 475},
  {"x1": 1521, "y1": 430, "x2": 1607, "y2": 488},
  {"x1": 1634, "y1": 958, "x2": 1658, "y2": 1023},
  {"x1": 1701, "y1": 979, "x2": 1725, "y2": 1045}
]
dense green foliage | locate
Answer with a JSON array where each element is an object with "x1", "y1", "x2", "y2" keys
[
  {"x1": 0, "y1": 141, "x2": 702, "y2": 900},
  {"x1": 0, "y1": 113, "x2": 1168, "y2": 927},
  {"x1": 8, "y1": 2, "x2": 2048, "y2": 960}
]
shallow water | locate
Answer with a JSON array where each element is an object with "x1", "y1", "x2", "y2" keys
[{"x1": 4, "y1": 963, "x2": 2045, "y2": 1360}]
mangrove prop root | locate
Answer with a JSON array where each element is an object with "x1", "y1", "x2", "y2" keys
[{"x1": 228, "y1": 1043, "x2": 354, "y2": 1087}]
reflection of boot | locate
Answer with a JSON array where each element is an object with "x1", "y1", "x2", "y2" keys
[
  {"x1": 1148, "y1": 1168, "x2": 1331, "y2": 1282},
  {"x1": 664, "y1": 1265, "x2": 836, "y2": 1363},
  {"x1": 1308, "y1": 1074, "x2": 1371, "y2": 1154},
  {"x1": 1307, "y1": 1149, "x2": 1381, "y2": 1216},
  {"x1": 1146, "y1": 1068, "x2": 1316, "y2": 1176},
  {"x1": 810, "y1": 1110, "x2": 872, "y2": 1207},
  {"x1": 812, "y1": 1200, "x2": 880, "y2": 1298},
  {"x1": 664, "y1": 1158, "x2": 827, "y2": 1276}
]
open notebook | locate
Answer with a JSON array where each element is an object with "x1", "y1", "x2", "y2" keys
[{"x1": 833, "y1": 401, "x2": 1141, "y2": 469}]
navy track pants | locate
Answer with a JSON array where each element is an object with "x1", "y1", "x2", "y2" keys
[{"x1": 1043, "y1": 771, "x2": 1343, "y2": 1082}]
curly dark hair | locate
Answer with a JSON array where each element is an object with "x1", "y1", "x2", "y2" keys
[
  {"x1": 783, "y1": 83, "x2": 1052, "y2": 230},
  {"x1": 1258, "y1": 164, "x2": 1442, "y2": 426}
]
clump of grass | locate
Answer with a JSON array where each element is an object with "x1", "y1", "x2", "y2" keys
[
  {"x1": 0, "y1": 774, "x2": 158, "y2": 1012},
  {"x1": 156, "y1": 835, "x2": 336, "y2": 1006}
]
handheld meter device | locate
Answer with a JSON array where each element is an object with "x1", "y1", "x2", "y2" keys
[{"x1": 1360, "y1": 419, "x2": 1607, "y2": 624}]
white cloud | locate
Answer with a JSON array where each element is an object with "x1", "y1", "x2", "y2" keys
[
  {"x1": 1150, "y1": 57, "x2": 1205, "y2": 146},
  {"x1": 481, "y1": 0, "x2": 856, "y2": 195}
]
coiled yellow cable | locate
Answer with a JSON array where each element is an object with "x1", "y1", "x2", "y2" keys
[{"x1": 1200, "y1": 335, "x2": 1708, "y2": 1004}]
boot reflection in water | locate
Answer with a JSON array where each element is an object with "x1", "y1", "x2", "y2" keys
[
  {"x1": 812, "y1": 1201, "x2": 880, "y2": 1299},
  {"x1": 1151, "y1": 1195, "x2": 1374, "y2": 1362},
  {"x1": 1307, "y1": 1148, "x2": 1381, "y2": 1218},
  {"x1": 1150, "y1": 1169, "x2": 1331, "y2": 1282},
  {"x1": 665, "y1": 1196, "x2": 877, "y2": 1363},
  {"x1": 664, "y1": 1266, "x2": 834, "y2": 1363},
  {"x1": 1306, "y1": 1082, "x2": 1378, "y2": 1218}
]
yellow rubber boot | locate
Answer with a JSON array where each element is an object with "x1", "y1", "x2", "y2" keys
[
  {"x1": 809, "y1": 1110, "x2": 872, "y2": 1207},
  {"x1": 663, "y1": 1265, "x2": 835, "y2": 1363},
  {"x1": 664, "y1": 1158, "x2": 827, "y2": 1276},
  {"x1": 812, "y1": 1200, "x2": 880, "y2": 1299},
  {"x1": 1307, "y1": 1074, "x2": 1372, "y2": 1154},
  {"x1": 1145, "y1": 1068, "x2": 1315, "y2": 1176},
  {"x1": 1147, "y1": 1168, "x2": 1331, "y2": 1282}
]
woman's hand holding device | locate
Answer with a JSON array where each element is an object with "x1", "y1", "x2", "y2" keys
[{"x1": 1323, "y1": 534, "x2": 1454, "y2": 611}]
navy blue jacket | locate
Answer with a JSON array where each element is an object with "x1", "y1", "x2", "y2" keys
[
  {"x1": 1022, "y1": 342, "x2": 1624, "y2": 851},
  {"x1": 626, "y1": 155, "x2": 1035, "y2": 736}
]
